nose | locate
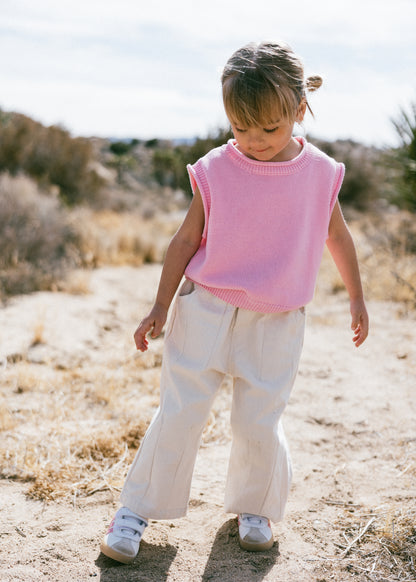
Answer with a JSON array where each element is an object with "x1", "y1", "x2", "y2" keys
[{"x1": 247, "y1": 129, "x2": 265, "y2": 148}]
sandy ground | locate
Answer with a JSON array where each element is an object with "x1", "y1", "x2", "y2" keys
[{"x1": 0, "y1": 264, "x2": 415, "y2": 582}]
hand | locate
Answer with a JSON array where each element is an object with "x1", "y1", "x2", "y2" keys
[
  {"x1": 134, "y1": 304, "x2": 168, "y2": 352},
  {"x1": 350, "y1": 298, "x2": 369, "y2": 348}
]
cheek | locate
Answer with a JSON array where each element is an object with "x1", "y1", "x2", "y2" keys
[{"x1": 236, "y1": 136, "x2": 248, "y2": 149}]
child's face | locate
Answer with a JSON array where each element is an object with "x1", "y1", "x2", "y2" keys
[
  {"x1": 231, "y1": 120, "x2": 296, "y2": 162},
  {"x1": 229, "y1": 101, "x2": 306, "y2": 163}
]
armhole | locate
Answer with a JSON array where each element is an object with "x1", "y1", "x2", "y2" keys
[
  {"x1": 187, "y1": 163, "x2": 210, "y2": 240},
  {"x1": 326, "y1": 162, "x2": 345, "y2": 239},
  {"x1": 329, "y1": 162, "x2": 345, "y2": 216}
]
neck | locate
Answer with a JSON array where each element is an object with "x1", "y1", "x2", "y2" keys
[{"x1": 269, "y1": 137, "x2": 303, "y2": 162}]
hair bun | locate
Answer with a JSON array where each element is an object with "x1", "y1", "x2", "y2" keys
[{"x1": 306, "y1": 75, "x2": 323, "y2": 92}]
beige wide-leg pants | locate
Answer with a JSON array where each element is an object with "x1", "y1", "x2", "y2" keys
[{"x1": 120, "y1": 281, "x2": 305, "y2": 522}]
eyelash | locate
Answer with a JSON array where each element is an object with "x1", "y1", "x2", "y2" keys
[{"x1": 235, "y1": 127, "x2": 279, "y2": 134}]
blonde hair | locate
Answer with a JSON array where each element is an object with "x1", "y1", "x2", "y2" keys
[{"x1": 221, "y1": 41, "x2": 322, "y2": 127}]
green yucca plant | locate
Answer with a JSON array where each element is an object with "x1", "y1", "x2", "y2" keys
[{"x1": 390, "y1": 100, "x2": 416, "y2": 211}]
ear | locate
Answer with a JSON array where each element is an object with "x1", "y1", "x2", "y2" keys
[{"x1": 296, "y1": 99, "x2": 307, "y2": 123}]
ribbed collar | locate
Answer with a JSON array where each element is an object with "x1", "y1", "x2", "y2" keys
[{"x1": 226, "y1": 136, "x2": 312, "y2": 175}]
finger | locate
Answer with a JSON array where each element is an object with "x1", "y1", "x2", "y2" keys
[
  {"x1": 134, "y1": 333, "x2": 146, "y2": 351},
  {"x1": 352, "y1": 326, "x2": 368, "y2": 347},
  {"x1": 136, "y1": 335, "x2": 149, "y2": 351},
  {"x1": 151, "y1": 320, "x2": 165, "y2": 338},
  {"x1": 354, "y1": 336, "x2": 364, "y2": 348},
  {"x1": 134, "y1": 322, "x2": 153, "y2": 350}
]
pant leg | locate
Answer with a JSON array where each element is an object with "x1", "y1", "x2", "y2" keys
[
  {"x1": 224, "y1": 307, "x2": 305, "y2": 522},
  {"x1": 120, "y1": 282, "x2": 232, "y2": 520}
]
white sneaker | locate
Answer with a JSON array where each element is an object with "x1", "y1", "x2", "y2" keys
[
  {"x1": 100, "y1": 507, "x2": 148, "y2": 564},
  {"x1": 238, "y1": 513, "x2": 273, "y2": 551}
]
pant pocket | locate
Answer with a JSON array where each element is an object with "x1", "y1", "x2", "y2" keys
[
  {"x1": 179, "y1": 279, "x2": 195, "y2": 297},
  {"x1": 167, "y1": 284, "x2": 227, "y2": 369},
  {"x1": 164, "y1": 280, "x2": 195, "y2": 341}
]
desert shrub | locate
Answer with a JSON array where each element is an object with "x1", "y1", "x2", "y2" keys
[
  {"x1": 109, "y1": 139, "x2": 139, "y2": 156},
  {"x1": 311, "y1": 138, "x2": 385, "y2": 210},
  {"x1": 152, "y1": 127, "x2": 233, "y2": 196},
  {"x1": 0, "y1": 110, "x2": 104, "y2": 205},
  {"x1": 152, "y1": 148, "x2": 184, "y2": 188},
  {"x1": 107, "y1": 139, "x2": 141, "y2": 185},
  {"x1": 145, "y1": 138, "x2": 160, "y2": 148},
  {"x1": 0, "y1": 173, "x2": 80, "y2": 296},
  {"x1": 389, "y1": 100, "x2": 416, "y2": 211}
]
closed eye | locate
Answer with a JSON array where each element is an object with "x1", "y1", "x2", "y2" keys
[{"x1": 233, "y1": 125, "x2": 278, "y2": 134}]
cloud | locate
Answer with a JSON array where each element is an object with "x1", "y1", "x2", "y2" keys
[
  {"x1": 4, "y1": 0, "x2": 415, "y2": 46},
  {"x1": 1, "y1": 0, "x2": 415, "y2": 144}
]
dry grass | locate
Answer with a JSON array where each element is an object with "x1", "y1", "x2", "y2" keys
[
  {"x1": 351, "y1": 211, "x2": 416, "y2": 308},
  {"x1": 0, "y1": 344, "x2": 231, "y2": 504},
  {"x1": 70, "y1": 208, "x2": 183, "y2": 269},
  {"x1": 59, "y1": 269, "x2": 92, "y2": 295},
  {"x1": 317, "y1": 209, "x2": 416, "y2": 311},
  {"x1": 24, "y1": 421, "x2": 150, "y2": 502},
  {"x1": 0, "y1": 358, "x2": 156, "y2": 501},
  {"x1": 326, "y1": 504, "x2": 416, "y2": 581},
  {"x1": 30, "y1": 313, "x2": 46, "y2": 347},
  {"x1": 0, "y1": 395, "x2": 17, "y2": 431}
]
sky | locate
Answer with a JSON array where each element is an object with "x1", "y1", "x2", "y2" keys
[{"x1": 1, "y1": 0, "x2": 415, "y2": 147}]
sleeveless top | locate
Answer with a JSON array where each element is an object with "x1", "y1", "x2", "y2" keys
[{"x1": 185, "y1": 137, "x2": 344, "y2": 312}]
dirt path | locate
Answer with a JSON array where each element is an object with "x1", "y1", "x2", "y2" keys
[{"x1": 1, "y1": 265, "x2": 415, "y2": 581}]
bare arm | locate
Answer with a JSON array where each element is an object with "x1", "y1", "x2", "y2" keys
[
  {"x1": 326, "y1": 201, "x2": 369, "y2": 347},
  {"x1": 134, "y1": 187, "x2": 205, "y2": 351}
]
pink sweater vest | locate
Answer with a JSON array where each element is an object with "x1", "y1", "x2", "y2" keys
[{"x1": 185, "y1": 137, "x2": 344, "y2": 312}]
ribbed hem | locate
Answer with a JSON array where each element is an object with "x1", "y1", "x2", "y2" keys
[
  {"x1": 194, "y1": 281, "x2": 307, "y2": 313},
  {"x1": 226, "y1": 137, "x2": 313, "y2": 175}
]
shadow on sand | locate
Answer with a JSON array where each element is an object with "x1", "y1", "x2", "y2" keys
[
  {"x1": 96, "y1": 540, "x2": 177, "y2": 582},
  {"x1": 202, "y1": 518, "x2": 280, "y2": 581},
  {"x1": 96, "y1": 518, "x2": 279, "y2": 581}
]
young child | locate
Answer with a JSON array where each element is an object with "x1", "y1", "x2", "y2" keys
[{"x1": 101, "y1": 40, "x2": 369, "y2": 564}]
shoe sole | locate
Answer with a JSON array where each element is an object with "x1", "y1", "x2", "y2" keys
[
  {"x1": 239, "y1": 536, "x2": 274, "y2": 552},
  {"x1": 100, "y1": 541, "x2": 136, "y2": 564}
]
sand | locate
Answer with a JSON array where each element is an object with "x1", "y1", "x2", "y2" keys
[{"x1": 0, "y1": 264, "x2": 415, "y2": 581}]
